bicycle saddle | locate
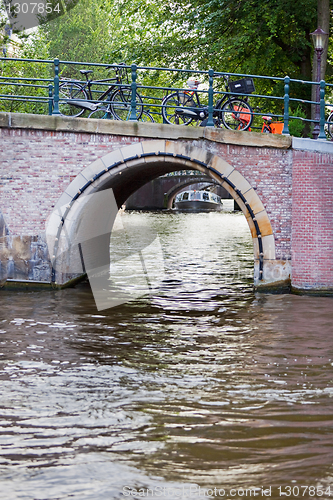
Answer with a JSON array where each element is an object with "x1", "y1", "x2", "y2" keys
[
  {"x1": 80, "y1": 69, "x2": 93, "y2": 75},
  {"x1": 187, "y1": 79, "x2": 201, "y2": 89},
  {"x1": 262, "y1": 116, "x2": 272, "y2": 123}
]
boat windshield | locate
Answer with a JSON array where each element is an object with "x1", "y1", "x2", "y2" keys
[{"x1": 175, "y1": 190, "x2": 221, "y2": 204}]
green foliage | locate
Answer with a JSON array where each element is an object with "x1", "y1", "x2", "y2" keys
[
  {"x1": 1, "y1": 0, "x2": 52, "y2": 116},
  {"x1": 0, "y1": 30, "x2": 51, "y2": 114},
  {"x1": 39, "y1": 0, "x2": 113, "y2": 67},
  {"x1": 289, "y1": 105, "x2": 307, "y2": 137}
]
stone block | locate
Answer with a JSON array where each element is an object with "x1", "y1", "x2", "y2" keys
[
  {"x1": 254, "y1": 259, "x2": 291, "y2": 287},
  {"x1": 165, "y1": 141, "x2": 213, "y2": 166},
  {"x1": 208, "y1": 155, "x2": 234, "y2": 178},
  {"x1": 255, "y1": 210, "x2": 274, "y2": 237},
  {"x1": 253, "y1": 234, "x2": 276, "y2": 260},
  {"x1": 101, "y1": 148, "x2": 125, "y2": 169},
  {"x1": 142, "y1": 140, "x2": 166, "y2": 155},
  {"x1": 226, "y1": 169, "x2": 252, "y2": 194},
  {"x1": 81, "y1": 158, "x2": 105, "y2": 180},
  {"x1": 119, "y1": 142, "x2": 144, "y2": 160},
  {"x1": 242, "y1": 188, "x2": 265, "y2": 215},
  {"x1": 64, "y1": 173, "x2": 91, "y2": 198}
]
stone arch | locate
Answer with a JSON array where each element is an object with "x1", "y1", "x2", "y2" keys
[{"x1": 48, "y1": 140, "x2": 278, "y2": 288}]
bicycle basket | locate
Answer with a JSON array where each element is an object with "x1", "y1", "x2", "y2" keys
[
  {"x1": 270, "y1": 122, "x2": 284, "y2": 134},
  {"x1": 231, "y1": 105, "x2": 251, "y2": 123},
  {"x1": 229, "y1": 78, "x2": 255, "y2": 94}
]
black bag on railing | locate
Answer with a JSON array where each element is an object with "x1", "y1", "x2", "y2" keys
[{"x1": 229, "y1": 78, "x2": 255, "y2": 94}]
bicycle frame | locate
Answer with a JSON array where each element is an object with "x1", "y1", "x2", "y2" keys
[
  {"x1": 173, "y1": 78, "x2": 249, "y2": 120},
  {"x1": 82, "y1": 75, "x2": 123, "y2": 103},
  {"x1": 59, "y1": 63, "x2": 143, "y2": 120},
  {"x1": 178, "y1": 88, "x2": 228, "y2": 114}
]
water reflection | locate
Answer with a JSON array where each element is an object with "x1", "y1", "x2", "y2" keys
[{"x1": 1, "y1": 210, "x2": 333, "y2": 499}]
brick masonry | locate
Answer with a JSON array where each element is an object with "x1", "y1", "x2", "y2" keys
[
  {"x1": 0, "y1": 128, "x2": 140, "y2": 234},
  {"x1": 200, "y1": 141, "x2": 293, "y2": 261},
  {"x1": 0, "y1": 115, "x2": 332, "y2": 292},
  {"x1": 292, "y1": 150, "x2": 333, "y2": 290}
]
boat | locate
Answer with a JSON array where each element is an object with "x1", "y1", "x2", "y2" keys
[{"x1": 174, "y1": 190, "x2": 223, "y2": 212}]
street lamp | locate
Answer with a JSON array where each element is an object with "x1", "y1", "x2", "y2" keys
[{"x1": 311, "y1": 27, "x2": 329, "y2": 139}]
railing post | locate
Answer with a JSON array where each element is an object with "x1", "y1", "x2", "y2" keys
[
  {"x1": 129, "y1": 63, "x2": 137, "y2": 121},
  {"x1": 282, "y1": 75, "x2": 290, "y2": 135},
  {"x1": 206, "y1": 68, "x2": 215, "y2": 127},
  {"x1": 318, "y1": 79, "x2": 326, "y2": 139},
  {"x1": 52, "y1": 58, "x2": 60, "y2": 115},
  {"x1": 48, "y1": 84, "x2": 53, "y2": 115}
]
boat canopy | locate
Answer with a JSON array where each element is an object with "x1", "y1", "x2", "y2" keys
[{"x1": 175, "y1": 190, "x2": 221, "y2": 203}]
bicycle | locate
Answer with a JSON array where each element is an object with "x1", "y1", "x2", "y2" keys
[
  {"x1": 58, "y1": 63, "x2": 143, "y2": 120},
  {"x1": 161, "y1": 75, "x2": 255, "y2": 130},
  {"x1": 261, "y1": 115, "x2": 284, "y2": 134}
]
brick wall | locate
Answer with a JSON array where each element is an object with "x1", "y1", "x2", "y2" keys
[
  {"x1": 0, "y1": 128, "x2": 140, "y2": 234},
  {"x1": 292, "y1": 150, "x2": 333, "y2": 290},
  {"x1": 201, "y1": 142, "x2": 293, "y2": 261}
]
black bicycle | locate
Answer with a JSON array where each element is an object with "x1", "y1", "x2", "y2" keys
[
  {"x1": 161, "y1": 75, "x2": 255, "y2": 130},
  {"x1": 58, "y1": 63, "x2": 143, "y2": 120}
]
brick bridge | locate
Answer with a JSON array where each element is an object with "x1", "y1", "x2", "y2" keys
[{"x1": 1, "y1": 112, "x2": 333, "y2": 295}]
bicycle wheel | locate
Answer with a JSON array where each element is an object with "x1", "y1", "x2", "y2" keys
[
  {"x1": 139, "y1": 110, "x2": 155, "y2": 122},
  {"x1": 58, "y1": 82, "x2": 88, "y2": 117},
  {"x1": 88, "y1": 107, "x2": 113, "y2": 120},
  {"x1": 161, "y1": 92, "x2": 196, "y2": 125},
  {"x1": 325, "y1": 111, "x2": 333, "y2": 139},
  {"x1": 110, "y1": 88, "x2": 143, "y2": 121},
  {"x1": 220, "y1": 98, "x2": 253, "y2": 131}
]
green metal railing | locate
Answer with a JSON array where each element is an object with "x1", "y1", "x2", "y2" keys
[{"x1": 0, "y1": 56, "x2": 332, "y2": 139}]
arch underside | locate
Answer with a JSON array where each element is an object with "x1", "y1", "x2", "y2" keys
[{"x1": 49, "y1": 140, "x2": 290, "y2": 290}]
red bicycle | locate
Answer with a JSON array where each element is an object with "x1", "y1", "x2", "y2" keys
[{"x1": 261, "y1": 116, "x2": 284, "y2": 134}]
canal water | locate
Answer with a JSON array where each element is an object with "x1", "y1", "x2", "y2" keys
[{"x1": 1, "y1": 205, "x2": 333, "y2": 500}]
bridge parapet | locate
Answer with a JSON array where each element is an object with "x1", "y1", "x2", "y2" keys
[{"x1": 0, "y1": 111, "x2": 292, "y2": 148}]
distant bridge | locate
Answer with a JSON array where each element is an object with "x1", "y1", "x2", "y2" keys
[
  {"x1": 125, "y1": 173, "x2": 228, "y2": 210},
  {"x1": 1, "y1": 112, "x2": 333, "y2": 295}
]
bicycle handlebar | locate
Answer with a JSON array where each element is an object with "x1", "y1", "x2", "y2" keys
[
  {"x1": 106, "y1": 62, "x2": 126, "y2": 70},
  {"x1": 214, "y1": 74, "x2": 229, "y2": 82}
]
